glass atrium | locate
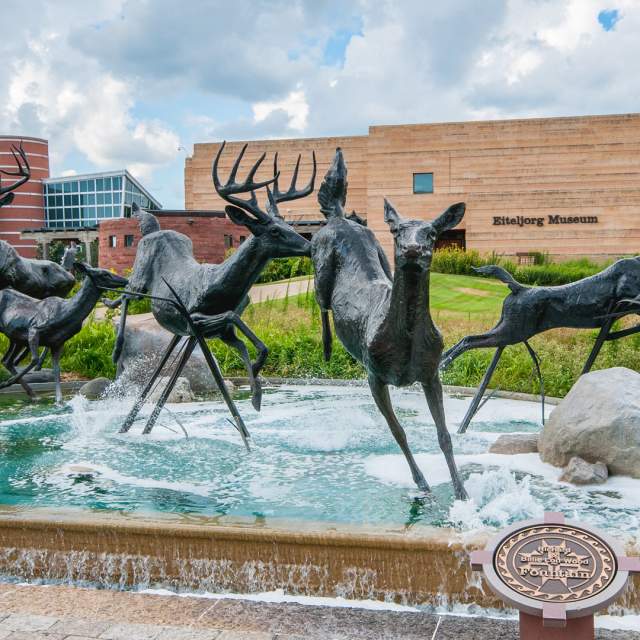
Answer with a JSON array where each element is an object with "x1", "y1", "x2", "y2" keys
[{"x1": 43, "y1": 171, "x2": 161, "y2": 229}]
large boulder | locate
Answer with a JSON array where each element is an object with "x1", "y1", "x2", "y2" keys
[
  {"x1": 539, "y1": 367, "x2": 640, "y2": 478},
  {"x1": 114, "y1": 313, "x2": 218, "y2": 393}
]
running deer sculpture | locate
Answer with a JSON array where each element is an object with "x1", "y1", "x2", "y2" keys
[
  {"x1": 311, "y1": 149, "x2": 468, "y2": 499},
  {"x1": 441, "y1": 258, "x2": 640, "y2": 433},
  {"x1": 115, "y1": 142, "x2": 316, "y2": 442},
  {"x1": 0, "y1": 263, "x2": 127, "y2": 402},
  {"x1": 0, "y1": 143, "x2": 75, "y2": 298}
]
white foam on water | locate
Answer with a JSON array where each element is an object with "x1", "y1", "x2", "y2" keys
[
  {"x1": 50, "y1": 462, "x2": 212, "y2": 497},
  {"x1": 595, "y1": 614, "x2": 640, "y2": 630}
]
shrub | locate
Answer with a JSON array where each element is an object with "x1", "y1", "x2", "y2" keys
[{"x1": 432, "y1": 247, "x2": 611, "y2": 286}]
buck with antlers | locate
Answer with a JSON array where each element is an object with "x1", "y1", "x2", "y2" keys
[
  {"x1": 115, "y1": 142, "x2": 316, "y2": 440},
  {"x1": 441, "y1": 258, "x2": 640, "y2": 433},
  {"x1": 311, "y1": 148, "x2": 468, "y2": 499},
  {"x1": 0, "y1": 143, "x2": 75, "y2": 298}
]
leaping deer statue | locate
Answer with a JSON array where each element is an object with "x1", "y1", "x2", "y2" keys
[
  {"x1": 115, "y1": 142, "x2": 316, "y2": 443},
  {"x1": 441, "y1": 259, "x2": 640, "y2": 433},
  {"x1": 311, "y1": 149, "x2": 468, "y2": 499},
  {"x1": 0, "y1": 143, "x2": 75, "y2": 299},
  {"x1": 0, "y1": 263, "x2": 128, "y2": 402}
]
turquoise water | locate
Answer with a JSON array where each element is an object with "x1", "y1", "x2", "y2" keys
[{"x1": 1, "y1": 385, "x2": 639, "y2": 535}]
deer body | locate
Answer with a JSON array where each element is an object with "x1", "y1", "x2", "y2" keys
[
  {"x1": 442, "y1": 258, "x2": 640, "y2": 365},
  {"x1": 0, "y1": 264, "x2": 127, "y2": 403},
  {"x1": 311, "y1": 149, "x2": 468, "y2": 498}
]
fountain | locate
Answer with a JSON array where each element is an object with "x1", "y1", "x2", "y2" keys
[{"x1": 0, "y1": 145, "x2": 639, "y2": 615}]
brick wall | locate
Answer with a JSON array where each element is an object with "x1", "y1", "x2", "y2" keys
[
  {"x1": 98, "y1": 213, "x2": 249, "y2": 274},
  {"x1": 0, "y1": 136, "x2": 48, "y2": 258}
]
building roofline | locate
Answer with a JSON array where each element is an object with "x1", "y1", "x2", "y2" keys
[
  {"x1": 0, "y1": 135, "x2": 48, "y2": 145},
  {"x1": 368, "y1": 111, "x2": 640, "y2": 132},
  {"x1": 192, "y1": 132, "x2": 369, "y2": 152},
  {"x1": 44, "y1": 169, "x2": 162, "y2": 209}
]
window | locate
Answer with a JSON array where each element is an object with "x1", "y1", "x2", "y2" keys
[
  {"x1": 108, "y1": 236, "x2": 117, "y2": 248},
  {"x1": 413, "y1": 173, "x2": 434, "y2": 194},
  {"x1": 239, "y1": 235, "x2": 246, "y2": 244},
  {"x1": 124, "y1": 235, "x2": 134, "y2": 248},
  {"x1": 224, "y1": 234, "x2": 233, "y2": 249}
]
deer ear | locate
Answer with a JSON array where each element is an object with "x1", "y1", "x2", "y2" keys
[
  {"x1": 225, "y1": 205, "x2": 265, "y2": 235},
  {"x1": 73, "y1": 261, "x2": 91, "y2": 275},
  {"x1": 432, "y1": 202, "x2": 465, "y2": 235},
  {"x1": 383, "y1": 199, "x2": 402, "y2": 232}
]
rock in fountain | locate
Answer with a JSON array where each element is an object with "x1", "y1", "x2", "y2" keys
[{"x1": 539, "y1": 367, "x2": 640, "y2": 478}]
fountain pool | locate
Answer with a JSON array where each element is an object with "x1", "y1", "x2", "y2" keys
[{"x1": 1, "y1": 383, "x2": 640, "y2": 538}]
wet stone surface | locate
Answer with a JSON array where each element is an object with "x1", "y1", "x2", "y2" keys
[{"x1": 0, "y1": 585, "x2": 638, "y2": 639}]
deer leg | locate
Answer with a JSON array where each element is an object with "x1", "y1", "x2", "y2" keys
[
  {"x1": 0, "y1": 331, "x2": 44, "y2": 390},
  {"x1": 582, "y1": 319, "x2": 614, "y2": 375},
  {"x1": 191, "y1": 326, "x2": 252, "y2": 451},
  {"x1": 34, "y1": 347, "x2": 48, "y2": 371},
  {"x1": 219, "y1": 328, "x2": 262, "y2": 411},
  {"x1": 119, "y1": 334, "x2": 182, "y2": 433},
  {"x1": 51, "y1": 346, "x2": 64, "y2": 405},
  {"x1": 112, "y1": 296, "x2": 129, "y2": 366},
  {"x1": 422, "y1": 376, "x2": 469, "y2": 501},
  {"x1": 440, "y1": 332, "x2": 504, "y2": 370},
  {"x1": 457, "y1": 347, "x2": 504, "y2": 435},
  {"x1": 4, "y1": 342, "x2": 36, "y2": 401},
  {"x1": 524, "y1": 341, "x2": 545, "y2": 425},
  {"x1": 321, "y1": 310, "x2": 332, "y2": 362},
  {"x1": 368, "y1": 374, "x2": 430, "y2": 493},
  {"x1": 192, "y1": 311, "x2": 268, "y2": 401},
  {"x1": 142, "y1": 337, "x2": 197, "y2": 435}
]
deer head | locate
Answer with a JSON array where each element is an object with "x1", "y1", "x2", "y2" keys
[
  {"x1": 383, "y1": 200, "x2": 465, "y2": 271},
  {"x1": 213, "y1": 141, "x2": 315, "y2": 258},
  {"x1": 73, "y1": 262, "x2": 129, "y2": 289},
  {"x1": 0, "y1": 143, "x2": 30, "y2": 208}
]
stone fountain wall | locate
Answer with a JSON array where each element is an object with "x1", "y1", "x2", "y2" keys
[{"x1": 0, "y1": 510, "x2": 639, "y2": 612}]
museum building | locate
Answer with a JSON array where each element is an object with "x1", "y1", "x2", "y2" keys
[{"x1": 186, "y1": 112, "x2": 640, "y2": 262}]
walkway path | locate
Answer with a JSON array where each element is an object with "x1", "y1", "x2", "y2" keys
[{"x1": 0, "y1": 584, "x2": 637, "y2": 639}]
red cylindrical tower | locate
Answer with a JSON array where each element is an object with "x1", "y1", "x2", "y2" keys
[{"x1": 0, "y1": 135, "x2": 49, "y2": 258}]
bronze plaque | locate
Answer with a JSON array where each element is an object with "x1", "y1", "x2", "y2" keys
[{"x1": 494, "y1": 524, "x2": 617, "y2": 602}]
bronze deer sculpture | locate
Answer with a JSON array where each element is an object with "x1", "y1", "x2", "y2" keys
[
  {"x1": 311, "y1": 149, "x2": 468, "y2": 499},
  {"x1": 116, "y1": 142, "x2": 316, "y2": 442},
  {"x1": 441, "y1": 259, "x2": 640, "y2": 433},
  {"x1": 0, "y1": 143, "x2": 75, "y2": 299},
  {"x1": 0, "y1": 263, "x2": 127, "y2": 402}
]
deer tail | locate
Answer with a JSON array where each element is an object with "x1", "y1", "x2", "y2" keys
[{"x1": 473, "y1": 265, "x2": 526, "y2": 294}]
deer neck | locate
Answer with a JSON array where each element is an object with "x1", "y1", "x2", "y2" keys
[
  {"x1": 216, "y1": 236, "x2": 273, "y2": 300},
  {"x1": 63, "y1": 278, "x2": 101, "y2": 323},
  {"x1": 386, "y1": 264, "x2": 434, "y2": 338}
]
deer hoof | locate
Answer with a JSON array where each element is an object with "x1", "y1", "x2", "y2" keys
[{"x1": 251, "y1": 379, "x2": 263, "y2": 412}]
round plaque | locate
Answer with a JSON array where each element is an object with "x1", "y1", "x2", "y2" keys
[
  {"x1": 494, "y1": 524, "x2": 616, "y2": 603},
  {"x1": 470, "y1": 513, "x2": 640, "y2": 622}
]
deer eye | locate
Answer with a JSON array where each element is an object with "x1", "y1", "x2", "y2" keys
[{"x1": 269, "y1": 227, "x2": 281, "y2": 238}]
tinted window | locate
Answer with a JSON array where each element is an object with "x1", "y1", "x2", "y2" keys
[{"x1": 413, "y1": 173, "x2": 434, "y2": 194}]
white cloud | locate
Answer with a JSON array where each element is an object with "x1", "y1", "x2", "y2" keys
[{"x1": 253, "y1": 90, "x2": 309, "y2": 132}]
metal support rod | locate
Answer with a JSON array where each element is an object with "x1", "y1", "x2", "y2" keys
[
  {"x1": 119, "y1": 334, "x2": 182, "y2": 433},
  {"x1": 524, "y1": 340, "x2": 545, "y2": 425},
  {"x1": 160, "y1": 278, "x2": 252, "y2": 451},
  {"x1": 458, "y1": 347, "x2": 504, "y2": 434},
  {"x1": 142, "y1": 337, "x2": 197, "y2": 434}
]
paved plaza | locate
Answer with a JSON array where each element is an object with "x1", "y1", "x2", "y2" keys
[{"x1": 0, "y1": 584, "x2": 638, "y2": 640}]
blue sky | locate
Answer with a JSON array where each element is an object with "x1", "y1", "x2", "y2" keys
[{"x1": 1, "y1": 1, "x2": 637, "y2": 208}]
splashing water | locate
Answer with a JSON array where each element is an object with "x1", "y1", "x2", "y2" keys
[{"x1": 0, "y1": 384, "x2": 639, "y2": 536}]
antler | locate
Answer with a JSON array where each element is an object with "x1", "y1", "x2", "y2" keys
[
  {"x1": 267, "y1": 151, "x2": 316, "y2": 218},
  {"x1": 212, "y1": 141, "x2": 278, "y2": 222},
  {"x1": 0, "y1": 143, "x2": 30, "y2": 205}
]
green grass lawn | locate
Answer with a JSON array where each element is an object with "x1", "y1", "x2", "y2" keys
[{"x1": 430, "y1": 272, "x2": 506, "y2": 315}]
